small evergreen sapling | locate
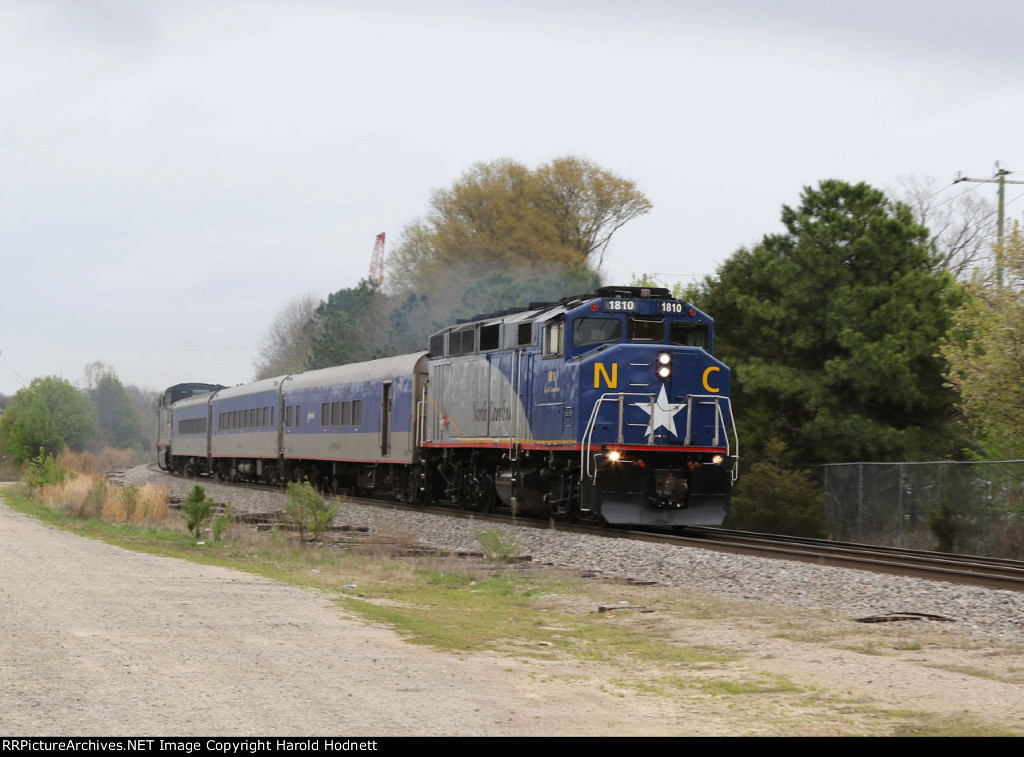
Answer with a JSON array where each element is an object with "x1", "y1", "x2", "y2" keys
[
  {"x1": 285, "y1": 481, "x2": 337, "y2": 541},
  {"x1": 182, "y1": 484, "x2": 215, "y2": 538}
]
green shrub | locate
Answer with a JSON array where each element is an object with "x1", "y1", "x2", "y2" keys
[
  {"x1": 285, "y1": 481, "x2": 337, "y2": 541},
  {"x1": 726, "y1": 440, "x2": 829, "y2": 537},
  {"x1": 212, "y1": 503, "x2": 235, "y2": 542},
  {"x1": 476, "y1": 527, "x2": 521, "y2": 563},
  {"x1": 23, "y1": 448, "x2": 67, "y2": 491},
  {"x1": 120, "y1": 485, "x2": 139, "y2": 521},
  {"x1": 182, "y1": 484, "x2": 215, "y2": 538}
]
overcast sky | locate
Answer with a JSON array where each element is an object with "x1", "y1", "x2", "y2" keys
[{"x1": 2, "y1": 0, "x2": 1022, "y2": 397}]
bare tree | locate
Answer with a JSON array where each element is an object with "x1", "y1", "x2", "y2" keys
[
  {"x1": 253, "y1": 293, "x2": 321, "y2": 380},
  {"x1": 82, "y1": 360, "x2": 111, "y2": 392},
  {"x1": 897, "y1": 176, "x2": 996, "y2": 280},
  {"x1": 388, "y1": 156, "x2": 651, "y2": 291}
]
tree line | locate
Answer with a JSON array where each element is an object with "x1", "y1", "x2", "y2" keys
[{"x1": 0, "y1": 362, "x2": 156, "y2": 469}]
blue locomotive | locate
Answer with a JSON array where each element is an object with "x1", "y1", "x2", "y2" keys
[{"x1": 157, "y1": 286, "x2": 737, "y2": 527}]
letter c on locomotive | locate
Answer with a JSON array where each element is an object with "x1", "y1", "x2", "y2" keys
[{"x1": 702, "y1": 366, "x2": 720, "y2": 393}]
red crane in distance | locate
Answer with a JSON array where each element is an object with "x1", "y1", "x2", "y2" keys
[{"x1": 368, "y1": 232, "x2": 386, "y2": 285}]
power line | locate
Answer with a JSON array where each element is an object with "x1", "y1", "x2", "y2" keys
[
  {"x1": 0, "y1": 350, "x2": 27, "y2": 384},
  {"x1": 954, "y1": 161, "x2": 1024, "y2": 241},
  {"x1": 1005, "y1": 189, "x2": 1024, "y2": 210},
  {"x1": 953, "y1": 161, "x2": 1024, "y2": 283},
  {"x1": 921, "y1": 180, "x2": 959, "y2": 203},
  {"x1": 930, "y1": 179, "x2": 986, "y2": 211}
]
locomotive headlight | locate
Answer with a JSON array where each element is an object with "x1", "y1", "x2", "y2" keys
[
  {"x1": 711, "y1": 454, "x2": 724, "y2": 465},
  {"x1": 607, "y1": 450, "x2": 622, "y2": 462},
  {"x1": 656, "y1": 352, "x2": 672, "y2": 380}
]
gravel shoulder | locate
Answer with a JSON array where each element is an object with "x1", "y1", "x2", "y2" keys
[{"x1": 4, "y1": 468, "x2": 1024, "y2": 736}]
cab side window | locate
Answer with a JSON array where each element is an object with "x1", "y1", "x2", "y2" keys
[{"x1": 542, "y1": 320, "x2": 564, "y2": 358}]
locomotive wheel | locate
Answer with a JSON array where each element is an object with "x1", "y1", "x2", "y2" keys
[
  {"x1": 552, "y1": 500, "x2": 579, "y2": 524},
  {"x1": 474, "y1": 472, "x2": 496, "y2": 513},
  {"x1": 475, "y1": 490, "x2": 494, "y2": 514}
]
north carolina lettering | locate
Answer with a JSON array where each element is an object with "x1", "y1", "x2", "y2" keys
[{"x1": 473, "y1": 402, "x2": 512, "y2": 422}]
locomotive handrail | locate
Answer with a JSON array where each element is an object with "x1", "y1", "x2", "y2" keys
[
  {"x1": 721, "y1": 398, "x2": 740, "y2": 481},
  {"x1": 581, "y1": 391, "x2": 739, "y2": 482},
  {"x1": 581, "y1": 392, "x2": 656, "y2": 481},
  {"x1": 684, "y1": 394, "x2": 739, "y2": 482},
  {"x1": 416, "y1": 399, "x2": 427, "y2": 448},
  {"x1": 509, "y1": 349, "x2": 522, "y2": 461}
]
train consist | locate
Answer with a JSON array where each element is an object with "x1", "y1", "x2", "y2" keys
[{"x1": 156, "y1": 286, "x2": 738, "y2": 527}]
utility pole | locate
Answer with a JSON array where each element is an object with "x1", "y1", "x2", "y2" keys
[{"x1": 954, "y1": 162, "x2": 1024, "y2": 283}]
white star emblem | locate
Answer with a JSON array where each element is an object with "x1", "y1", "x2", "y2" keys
[{"x1": 633, "y1": 385, "x2": 686, "y2": 439}]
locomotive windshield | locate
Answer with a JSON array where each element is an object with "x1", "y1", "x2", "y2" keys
[
  {"x1": 573, "y1": 317, "x2": 622, "y2": 346},
  {"x1": 627, "y1": 316, "x2": 663, "y2": 342},
  {"x1": 669, "y1": 321, "x2": 709, "y2": 348},
  {"x1": 573, "y1": 315, "x2": 710, "y2": 349}
]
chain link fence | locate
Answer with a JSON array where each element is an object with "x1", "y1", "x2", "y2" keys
[{"x1": 818, "y1": 461, "x2": 1024, "y2": 558}]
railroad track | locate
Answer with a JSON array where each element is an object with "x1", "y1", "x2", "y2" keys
[
  {"x1": 669, "y1": 527, "x2": 1024, "y2": 593},
  {"x1": 134, "y1": 463, "x2": 1024, "y2": 593}
]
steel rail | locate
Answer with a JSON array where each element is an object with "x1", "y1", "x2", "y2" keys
[{"x1": 141, "y1": 464, "x2": 1024, "y2": 592}]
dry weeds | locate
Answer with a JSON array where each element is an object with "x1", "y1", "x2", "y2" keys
[
  {"x1": 59, "y1": 448, "x2": 135, "y2": 476},
  {"x1": 38, "y1": 473, "x2": 168, "y2": 523}
]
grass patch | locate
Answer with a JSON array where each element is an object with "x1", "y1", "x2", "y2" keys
[
  {"x1": 697, "y1": 676, "x2": 804, "y2": 696},
  {"x1": 887, "y1": 711, "x2": 1022, "y2": 737},
  {"x1": 924, "y1": 662, "x2": 1024, "y2": 686},
  {"x1": 335, "y1": 569, "x2": 552, "y2": 652}
]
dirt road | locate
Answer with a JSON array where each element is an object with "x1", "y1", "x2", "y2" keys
[{"x1": 0, "y1": 498, "x2": 728, "y2": 736}]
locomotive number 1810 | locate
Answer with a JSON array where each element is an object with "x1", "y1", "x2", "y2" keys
[{"x1": 603, "y1": 299, "x2": 637, "y2": 311}]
